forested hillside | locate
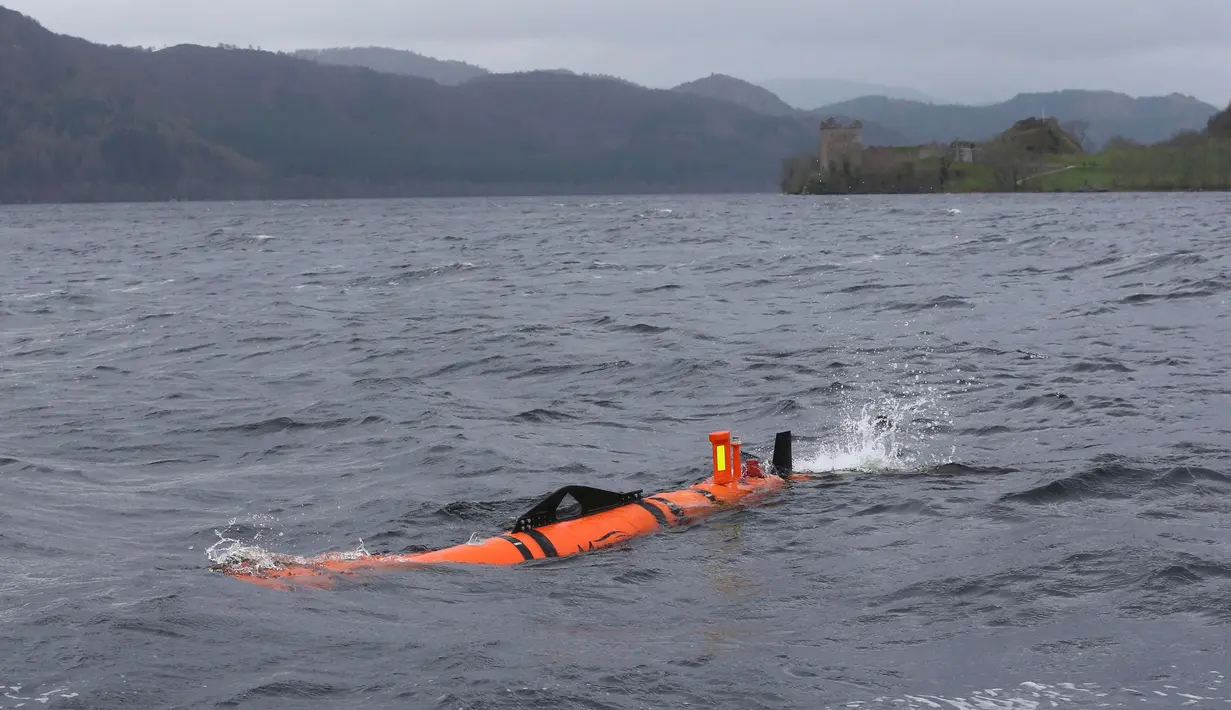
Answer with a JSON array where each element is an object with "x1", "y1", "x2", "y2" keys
[{"x1": 0, "y1": 7, "x2": 856, "y2": 203}]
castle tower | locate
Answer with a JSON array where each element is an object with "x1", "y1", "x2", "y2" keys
[{"x1": 819, "y1": 118, "x2": 863, "y2": 176}]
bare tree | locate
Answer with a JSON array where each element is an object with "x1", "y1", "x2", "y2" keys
[
  {"x1": 981, "y1": 139, "x2": 1025, "y2": 191},
  {"x1": 1061, "y1": 120, "x2": 1091, "y2": 151}
]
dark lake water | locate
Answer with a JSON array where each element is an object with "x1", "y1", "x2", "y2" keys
[{"x1": 2, "y1": 193, "x2": 1230, "y2": 709}]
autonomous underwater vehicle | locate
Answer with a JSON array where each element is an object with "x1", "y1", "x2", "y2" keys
[{"x1": 214, "y1": 429, "x2": 810, "y2": 591}]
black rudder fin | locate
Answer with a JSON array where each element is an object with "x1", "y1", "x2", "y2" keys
[{"x1": 772, "y1": 430, "x2": 793, "y2": 476}]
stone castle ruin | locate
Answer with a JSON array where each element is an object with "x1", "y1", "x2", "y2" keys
[
  {"x1": 818, "y1": 118, "x2": 863, "y2": 176},
  {"x1": 818, "y1": 118, "x2": 979, "y2": 177},
  {"x1": 793, "y1": 115, "x2": 1085, "y2": 194}
]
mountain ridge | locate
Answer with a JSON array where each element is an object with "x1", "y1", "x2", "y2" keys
[
  {"x1": 291, "y1": 46, "x2": 490, "y2": 85},
  {"x1": 671, "y1": 74, "x2": 799, "y2": 117},
  {"x1": 808, "y1": 90, "x2": 1219, "y2": 149},
  {"x1": 288, "y1": 42, "x2": 1219, "y2": 152},
  {"x1": 756, "y1": 77, "x2": 941, "y2": 108},
  {"x1": 1, "y1": 6, "x2": 902, "y2": 203},
  {"x1": 661, "y1": 72, "x2": 1217, "y2": 152}
]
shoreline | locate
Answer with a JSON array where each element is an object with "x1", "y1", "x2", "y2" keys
[
  {"x1": 4, "y1": 188, "x2": 1230, "y2": 210},
  {"x1": 786, "y1": 184, "x2": 1230, "y2": 196}
]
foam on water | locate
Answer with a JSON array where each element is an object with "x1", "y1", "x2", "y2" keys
[
  {"x1": 0, "y1": 684, "x2": 78, "y2": 709},
  {"x1": 831, "y1": 675, "x2": 1229, "y2": 709}
]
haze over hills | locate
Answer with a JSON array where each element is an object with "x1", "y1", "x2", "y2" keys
[
  {"x1": 0, "y1": 6, "x2": 881, "y2": 203},
  {"x1": 756, "y1": 77, "x2": 942, "y2": 109},
  {"x1": 291, "y1": 47, "x2": 489, "y2": 86}
]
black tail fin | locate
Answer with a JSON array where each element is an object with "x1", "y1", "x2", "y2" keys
[{"x1": 772, "y1": 431, "x2": 792, "y2": 476}]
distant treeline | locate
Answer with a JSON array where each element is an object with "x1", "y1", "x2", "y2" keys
[{"x1": 1065, "y1": 134, "x2": 1231, "y2": 192}]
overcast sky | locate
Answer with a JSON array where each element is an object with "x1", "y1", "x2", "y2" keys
[{"x1": 8, "y1": 0, "x2": 1229, "y2": 106}]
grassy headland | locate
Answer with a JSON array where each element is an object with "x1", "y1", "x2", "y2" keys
[
  {"x1": 1021, "y1": 139, "x2": 1231, "y2": 192},
  {"x1": 783, "y1": 108, "x2": 1231, "y2": 195}
]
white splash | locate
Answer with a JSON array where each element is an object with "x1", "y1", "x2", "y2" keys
[
  {"x1": 795, "y1": 385, "x2": 952, "y2": 474},
  {"x1": 206, "y1": 532, "x2": 371, "y2": 572},
  {"x1": 205, "y1": 516, "x2": 370, "y2": 572},
  {"x1": 205, "y1": 532, "x2": 306, "y2": 572}
]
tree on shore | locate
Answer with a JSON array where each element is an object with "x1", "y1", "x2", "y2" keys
[
  {"x1": 1209, "y1": 102, "x2": 1231, "y2": 138},
  {"x1": 1062, "y1": 120, "x2": 1091, "y2": 151}
]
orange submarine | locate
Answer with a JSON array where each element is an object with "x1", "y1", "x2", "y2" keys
[{"x1": 215, "y1": 430, "x2": 806, "y2": 590}]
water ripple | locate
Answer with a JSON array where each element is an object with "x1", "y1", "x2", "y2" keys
[{"x1": 1, "y1": 193, "x2": 1229, "y2": 709}]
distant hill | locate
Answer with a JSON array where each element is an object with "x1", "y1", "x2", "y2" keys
[
  {"x1": 757, "y1": 77, "x2": 940, "y2": 110},
  {"x1": 671, "y1": 74, "x2": 798, "y2": 117},
  {"x1": 0, "y1": 6, "x2": 910, "y2": 203},
  {"x1": 664, "y1": 73, "x2": 909, "y2": 145},
  {"x1": 292, "y1": 46, "x2": 489, "y2": 85},
  {"x1": 811, "y1": 90, "x2": 1221, "y2": 150},
  {"x1": 993, "y1": 117, "x2": 1084, "y2": 156}
]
